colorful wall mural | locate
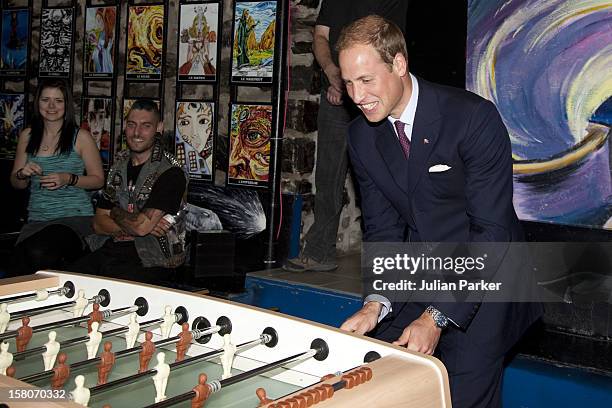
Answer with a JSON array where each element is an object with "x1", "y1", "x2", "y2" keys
[{"x1": 467, "y1": 0, "x2": 612, "y2": 229}]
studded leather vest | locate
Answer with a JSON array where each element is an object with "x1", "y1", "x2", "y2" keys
[{"x1": 104, "y1": 140, "x2": 188, "y2": 268}]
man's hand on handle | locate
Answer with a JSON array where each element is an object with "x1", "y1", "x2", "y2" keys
[
  {"x1": 341, "y1": 305, "x2": 441, "y2": 356},
  {"x1": 339, "y1": 301, "x2": 382, "y2": 335},
  {"x1": 392, "y1": 311, "x2": 441, "y2": 355}
]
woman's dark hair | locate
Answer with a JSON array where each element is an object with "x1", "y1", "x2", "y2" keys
[{"x1": 26, "y1": 78, "x2": 77, "y2": 155}]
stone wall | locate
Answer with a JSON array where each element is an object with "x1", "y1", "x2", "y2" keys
[
  {"x1": 8, "y1": 0, "x2": 362, "y2": 256},
  {"x1": 282, "y1": 0, "x2": 362, "y2": 256}
]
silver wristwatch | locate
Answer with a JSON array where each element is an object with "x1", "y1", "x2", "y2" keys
[{"x1": 425, "y1": 306, "x2": 449, "y2": 329}]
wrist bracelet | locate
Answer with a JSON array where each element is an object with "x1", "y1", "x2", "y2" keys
[
  {"x1": 16, "y1": 168, "x2": 28, "y2": 180},
  {"x1": 68, "y1": 174, "x2": 79, "y2": 186}
]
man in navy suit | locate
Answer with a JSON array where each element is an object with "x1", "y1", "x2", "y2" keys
[{"x1": 336, "y1": 15, "x2": 542, "y2": 407}]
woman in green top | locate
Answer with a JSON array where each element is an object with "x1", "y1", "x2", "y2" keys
[{"x1": 9, "y1": 79, "x2": 104, "y2": 276}]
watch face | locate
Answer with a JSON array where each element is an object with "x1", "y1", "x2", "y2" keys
[
  {"x1": 427, "y1": 306, "x2": 448, "y2": 328},
  {"x1": 435, "y1": 315, "x2": 448, "y2": 328}
]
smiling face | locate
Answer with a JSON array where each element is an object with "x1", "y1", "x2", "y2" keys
[
  {"x1": 38, "y1": 87, "x2": 66, "y2": 123},
  {"x1": 339, "y1": 43, "x2": 410, "y2": 122},
  {"x1": 124, "y1": 108, "x2": 163, "y2": 160}
]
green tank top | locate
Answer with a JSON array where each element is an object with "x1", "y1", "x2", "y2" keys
[{"x1": 27, "y1": 132, "x2": 94, "y2": 222}]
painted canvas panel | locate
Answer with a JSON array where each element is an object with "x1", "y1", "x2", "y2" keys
[
  {"x1": 178, "y1": 2, "x2": 219, "y2": 82},
  {"x1": 227, "y1": 103, "x2": 272, "y2": 188},
  {"x1": 39, "y1": 8, "x2": 74, "y2": 77},
  {"x1": 0, "y1": 93, "x2": 25, "y2": 159},
  {"x1": 1, "y1": 9, "x2": 29, "y2": 76},
  {"x1": 231, "y1": 1, "x2": 276, "y2": 84},
  {"x1": 81, "y1": 97, "x2": 112, "y2": 167},
  {"x1": 176, "y1": 101, "x2": 215, "y2": 181},
  {"x1": 466, "y1": 0, "x2": 612, "y2": 229},
  {"x1": 84, "y1": 6, "x2": 117, "y2": 79},
  {"x1": 126, "y1": 5, "x2": 164, "y2": 81},
  {"x1": 120, "y1": 98, "x2": 161, "y2": 151}
]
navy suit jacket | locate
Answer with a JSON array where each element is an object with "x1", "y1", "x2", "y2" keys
[{"x1": 348, "y1": 78, "x2": 541, "y2": 356}]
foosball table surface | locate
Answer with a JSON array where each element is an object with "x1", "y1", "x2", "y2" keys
[{"x1": 0, "y1": 271, "x2": 451, "y2": 408}]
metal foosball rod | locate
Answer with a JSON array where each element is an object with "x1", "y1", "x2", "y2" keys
[
  {"x1": 0, "y1": 281, "x2": 75, "y2": 304},
  {"x1": 12, "y1": 306, "x2": 188, "y2": 360},
  {"x1": 12, "y1": 317, "x2": 162, "y2": 360},
  {"x1": 89, "y1": 326, "x2": 275, "y2": 396},
  {"x1": 7, "y1": 289, "x2": 108, "y2": 322},
  {"x1": 143, "y1": 337, "x2": 329, "y2": 408},
  {"x1": 17, "y1": 314, "x2": 223, "y2": 384},
  {"x1": 0, "y1": 297, "x2": 148, "y2": 342}
]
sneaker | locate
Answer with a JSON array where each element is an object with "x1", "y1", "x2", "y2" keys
[{"x1": 282, "y1": 255, "x2": 338, "y2": 272}]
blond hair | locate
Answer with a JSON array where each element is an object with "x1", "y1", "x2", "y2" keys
[{"x1": 336, "y1": 15, "x2": 408, "y2": 68}]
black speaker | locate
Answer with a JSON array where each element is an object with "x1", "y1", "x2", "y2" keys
[{"x1": 189, "y1": 230, "x2": 241, "y2": 292}]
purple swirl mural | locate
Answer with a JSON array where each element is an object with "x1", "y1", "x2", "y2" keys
[{"x1": 467, "y1": 0, "x2": 612, "y2": 229}]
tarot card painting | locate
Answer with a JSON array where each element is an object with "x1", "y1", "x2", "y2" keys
[
  {"x1": 231, "y1": 1, "x2": 277, "y2": 84},
  {"x1": 81, "y1": 97, "x2": 113, "y2": 167},
  {"x1": 467, "y1": 0, "x2": 612, "y2": 229},
  {"x1": 176, "y1": 101, "x2": 215, "y2": 181},
  {"x1": 120, "y1": 98, "x2": 161, "y2": 151},
  {"x1": 0, "y1": 93, "x2": 25, "y2": 159},
  {"x1": 84, "y1": 6, "x2": 117, "y2": 79},
  {"x1": 39, "y1": 8, "x2": 74, "y2": 77},
  {"x1": 1, "y1": 9, "x2": 29, "y2": 76},
  {"x1": 178, "y1": 2, "x2": 219, "y2": 82},
  {"x1": 227, "y1": 103, "x2": 272, "y2": 188},
  {"x1": 126, "y1": 5, "x2": 164, "y2": 81}
]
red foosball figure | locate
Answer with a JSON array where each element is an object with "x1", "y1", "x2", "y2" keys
[
  {"x1": 16, "y1": 316, "x2": 33, "y2": 352},
  {"x1": 51, "y1": 352, "x2": 70, "y2": 389},
  {"x1": 256, "y1": 388, "x2": 273, "y2": 406},
  {"x1": 98, "y1": 341, "x2": 116, "y2": 385},
  {"x1": 191, "y1": 373, "x2": 212, "y2": 408},
  {"x1": 175, "y1": 322, "x2": 193, "y2": 362},
  {"x1": 139, "y1": 331, "x2": 156, "y2": 373},
  {"x1": 5, "y1": 365, "x2": 16, "y2": 378},
  {"x1": 88, "y1": 303, "x2": 104, "y2": 333}
]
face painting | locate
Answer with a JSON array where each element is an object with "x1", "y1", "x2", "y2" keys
[{"x1": 229, "y1": 105, "x2": 271, "y2": 181}]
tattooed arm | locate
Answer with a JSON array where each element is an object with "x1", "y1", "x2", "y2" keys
[
  {"x1": 93, "y1": 207, "x2": 127, "y2": 237},
  {"x1": 93, "y1": 167, "x2": 186, "y2": 238},
  {"x1": 93, "y1": 206, "x2": 168, "y2": 238},
  {"x1": 109, "y1": 207, "x2": 166, "y2": 237}
]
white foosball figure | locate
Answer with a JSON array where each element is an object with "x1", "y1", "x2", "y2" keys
[
  {"x1": 125, "y1": 312, "x2": 140, "y2": 349},
  {"x1": 160, "y1": 306, "x2": 174, "y2": 339},
  {"x1": 152, "y1": 352, "x2": 170, "y2": 403},
  {"x1": 86, "y1": 322, "x2": 102, "y2": 359},
  {"x1": 71, "y1": 375, "x2": 91, "y2": 407},
  {"x1": 0, "y1": 341, "x2": 13, "y2": 375},
  {"x1": 221, "y1": 333, "x2": 237, "y2": 379},
  {"x1": 0, "y1": 303, "x2": 9, "y2": 334},
  {"x1": 35, "y1": 289, "x2": 50, "y2": 301},
  {"x1": 42, "y1": 331, "x2": 60, "y2": 370},
  {"x1": 73, "y1": 289, "x2": 88, "y2": 318}
]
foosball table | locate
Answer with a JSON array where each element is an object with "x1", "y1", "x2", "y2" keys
[{"x1": 0, "y1": 271, "x2": 451, "y2": 407}]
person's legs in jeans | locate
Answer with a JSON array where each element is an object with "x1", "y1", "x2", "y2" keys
[{"x1": 285, "y1": 96, "x2": 352, "y2": 271}]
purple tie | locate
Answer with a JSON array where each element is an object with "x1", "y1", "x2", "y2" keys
[{"x1": 394, "y1": 120, "x2": 411, "y2": 159}]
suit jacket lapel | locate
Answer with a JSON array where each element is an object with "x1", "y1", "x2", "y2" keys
[
  {"x1": 375, "y1": 120, "x2": 411, "y2": 195},
  {"x1": 407, "y1": 79, "x2": 442, "y2": 195}
]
